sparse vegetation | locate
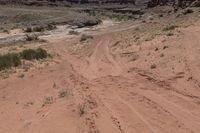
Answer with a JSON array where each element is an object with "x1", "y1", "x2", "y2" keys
[
  {"x1": 0, "y1": 53, "x2": 21, "y2": 70},
  {"x1": 0, "y1": 6, "x2": 101, "y2": 32},
  {"x1": 18, "y1": 73, "x2": 24, "y2": 78},
  {"x1": 44, "y1": 96, "x2": 54, "y2": 104},
  {"x1": 9, "y1": 47, "x2": 18, "y2": 52},
  {"x1": 134, "y1": 27, "x2": 140, "y2": 31},
  {"x1": 163, "y1": 45, "x2": 169, "y2": 49},
  {"x1": 32, "y1": 26, "x2": 44, "y2": 32},
  {"x1": 116, "y1": 15, "x2": 129, "y2": 21},
  {"x1": 155, "y1": 48, "x2": 159, "y2": 51},
  {"x1": 3, "y1": 29, "x2": 9, "y2": 34},
  {"x1": 166, "y1": 32, "x2": 174, "y2": 36},
  {"x1": 80, "y1": 34, "x2": 93, "y2": 42},
  {"x1": 25, "y1": 25, "x2": 55, "y2": 33},
  {"x1": 160, "y1": 53, "x2": 164, "y2": 57},
  {"x1": 0, "y1": 48, "x2": 48, "y2": 71},
  {"x1": 26, "y1": 34, "x2": 38, "y2": 41},
  {"x1": 182, "y1": 8, "x2": 194, "y2": 15},
  {"x1": 87, "y1": 9, "x2": 134, "y2": 22},
  {"x1": 163, "y1": 25, "x2": 178, "y2": 31},
  {"x1": 58, "y1": 90, "x2": 68, "y2": 98},
  {"x1": 69, "y1": 30, "x2": 79, "y2": 35},
  {"x1": 22, "y1": 63, "x2": 30, "y2": 72},
  {"x1": 46, "y1": 24, "x2": 56, "y2": 31},
  {"x1": 24, "y1": 27, "x2": 32, "y2": 33},
  {"x1": 1, "y1": 1, "x2": 200, "y2": 131},
  {"x1": 53, "y1": 82, "x2": 57, "y2": 88},
  {"x1": 20, "y1": 48, "x2": 48, "y2": 60},
  {"x1": 78, "y1": 104, "x2": 86, "y2": 116},
  {"x1": 0, "y1": 70, "x2": 11, "y2": 79},
  {"x1": 150, "y1": 64, "x2": 157, "y2": 69}
]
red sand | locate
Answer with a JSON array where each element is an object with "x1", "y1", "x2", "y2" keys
[{"x1": 1, "y1": 21, "x2": 200, "y2": 133}]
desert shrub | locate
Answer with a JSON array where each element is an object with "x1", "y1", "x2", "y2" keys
[
  {"x1": 0, "y1": 53, "x2": 21, "y2": 70},
  {"x1": 78, "y1": 104, "x2": 86, "y2": 116},
  {"x1": 58, "y1": 90, "x2": 68, "y2": 98},
  {"x1": 166, "y1": 32, "x2": 174, "y2": 36},
  {"x1": 20, "y1": 48, "x2": 48, "y2": 60},
  {"x1": 163, "y1": 45, "x2": 169, "y2": 49},
  {"x1": 116, "y1": 15, "x2": 129, "y2": 21},
  {"x1": 150, "y1": 64, "x2": 157, "y2": 69},
  {"x1": 36, "y1": 48, "x2": 48, "y2": 59},
  {"x1": 26, "y1": 34, "x2": 38, "y2": 41},
  {"x1": 44, "y1": 96, "x2": 54, "y2": 104},
  {"x1": 163, "y1": 25, "x2": 178, "y2": 31},
  {"x1": 182, "y1": 8, "x2": 194, "y2": 15},
  {"x1": 32, "y1": 26, "x2": 44, "y2": 32},
  {"x1": 45, "y1": 24, "x2": 56, "y2": 31},
  {"x1": 25, "y1": 25, "x2": 55, "y2": 33},
  {"x1": 80, "y1": 34, "x2": 93, "y2": 42},
  {"x1": 69, "y1": 14, "x2": 101, "y2": 28},
  {"x1": 24, "y1": 27, "x2": 32, "y2": 32},
  {"x1": 3, "y1": 29, "x2": 9, "y2": 33},
  {"x1": 20, "y1": 49, "x2": 36, "y2": 60},
  {"x1": 69, "y1": 30, "x2": 79, "y2": 35}
]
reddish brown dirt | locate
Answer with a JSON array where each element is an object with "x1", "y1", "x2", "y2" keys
[{"x1": 1, "y1": 21, "x2": 200, "y2": 133}]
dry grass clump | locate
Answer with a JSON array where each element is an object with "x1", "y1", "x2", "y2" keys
[{"x1": 0, "y1": 48, "x2": 48, "y2": 70}]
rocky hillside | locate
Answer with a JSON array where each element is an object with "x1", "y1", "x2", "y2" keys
[
  {"x1": 0, "y1": 0, "x2": 150, "y2": 6},
  {"x1": 1, "y1": 0, "x2": 199, "y2": 8}
]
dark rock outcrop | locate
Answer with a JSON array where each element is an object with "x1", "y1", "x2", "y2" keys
[{"x1": 0, "y1": 0, "x2": 137, "y2": 6}]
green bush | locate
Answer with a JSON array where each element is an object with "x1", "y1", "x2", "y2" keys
[
  {"x1": 0, "y1": 48, "x2": 48, "y2": 70},
  {"x1": 20, "y1": 48, "x2": 48, "y2": 60},
  {"x1": 20, "y1": 49, "x2": 36, "y2": 60},
  {"x1": 25, "y1": 25, "x2": 55, "y2": 33},
  {"x1": 117, "y1": 15, "x2": 129, "y2": 21},
  {"x1": 36, "y1": 48, "x2": 48, "y2": 59},
  {"x1": 80, "y1": 34, "x2": 93, "y2": 42},
  {"x1": 0, "y1": 53, "x2": 21, "y2": 70}
]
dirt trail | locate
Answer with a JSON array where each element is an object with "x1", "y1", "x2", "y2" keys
[
  {"x1": 1, "y1": 20, "x2": 200, "y2": 133},
  {"x1": 83, "y1": 36, "x2": 122, "y2": 80}
]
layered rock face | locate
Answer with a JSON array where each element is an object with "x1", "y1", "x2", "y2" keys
[
  {"x1": 0, "y1": 0, "x2": 135, "y2": 4},
  {"x1": 1, "y1": 0, "x2": 198, "y2": 7},
  {"x1": 0, "y1": 0, "x2": 151, "y2": 5}
]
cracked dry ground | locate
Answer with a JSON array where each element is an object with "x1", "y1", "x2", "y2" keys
[{"x1": 1, "y1": 22, "x2": 200, "y2": 133}]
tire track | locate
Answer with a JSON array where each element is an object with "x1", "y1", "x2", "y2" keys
[{"x1": 92, "y1": 76, "x2": 192, "y2": 133}]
